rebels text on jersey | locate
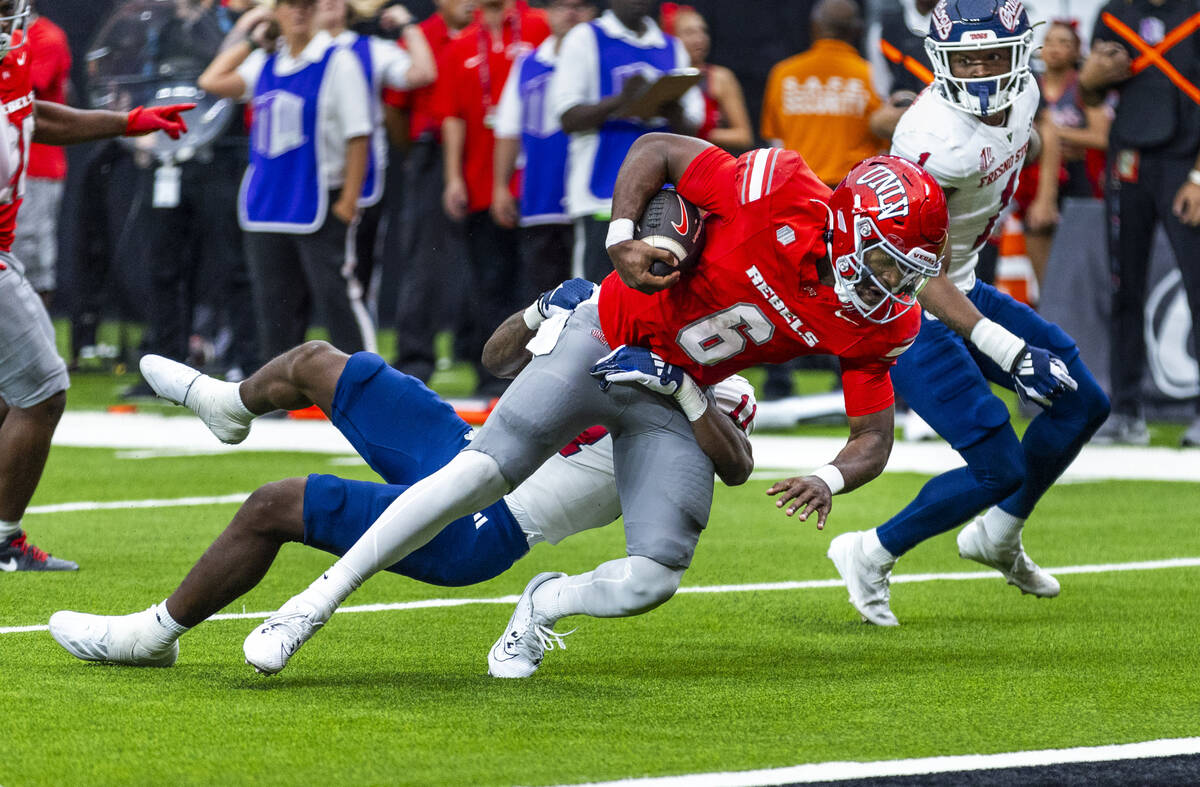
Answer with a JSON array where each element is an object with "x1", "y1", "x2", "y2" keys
[
  {"x1": 890, "y1": 83, "x2": 1038, "y2": 291},
  {"x1": 0, "y1": 44, "x2": 34, "y2": 253},
  {"x1": 598, "y1": 146, "x2": 920, "y2": 417}
]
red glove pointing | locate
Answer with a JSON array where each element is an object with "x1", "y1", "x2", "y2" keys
[{"x1": 124, "y1": 104, "x2": 196, "y2": 140}]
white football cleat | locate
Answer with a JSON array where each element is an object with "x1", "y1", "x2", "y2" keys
[
  {"x1": 827, "y1": 531, "x2": 900, "y2": 626},
  {"x1": 958, "y1": 518, "x2": 1060, "y2": 597},
  {"x1": 48, "y1": 609, "x2": 179, "y2": 667},
  {"x1": 139, "y1": 354, "x2": 251, "y2": 444},
  {"x1": 243, "y1": 595, "x2": 333, "y2": 675},
  {"x1": 488, "y1": 572, "x2": 572, "y2": 678}
]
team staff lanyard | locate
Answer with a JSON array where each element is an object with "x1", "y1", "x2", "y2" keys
[{"x1": 478, "y1": 8, "x2": 521, "y2": 128}]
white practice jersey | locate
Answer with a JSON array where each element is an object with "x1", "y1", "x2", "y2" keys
[
  {"x1": 891, "y1": 82, "x2": 1039, "y2": 292},
  {"x1": 503, "y1": 375, "x2": 756, "y2": 546}
]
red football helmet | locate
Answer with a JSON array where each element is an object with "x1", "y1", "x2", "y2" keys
[{"x1": 824, "y1": 155, "x2": 948, "y2": 324}]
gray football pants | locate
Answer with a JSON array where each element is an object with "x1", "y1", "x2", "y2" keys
[{"x1": 470, "y1": 303, "x2": 715, "y2": 568}]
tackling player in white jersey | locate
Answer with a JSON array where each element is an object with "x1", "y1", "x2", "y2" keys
[
  {"x1": 0, "y1": 0, "x2": 193, "y2": 571},
  {"x1": 48, "y1": 281, "x2": 757, "y2": 673},
  {"x1": 827, "y1": 0, "x2": 1111, "y2": 625}
]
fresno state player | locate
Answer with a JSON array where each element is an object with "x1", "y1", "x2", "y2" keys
[
  {"x1": 827, "y1": 0, "x2": 1112, "y2": 626},
  {"x1": 0, "y1": 0, "x2": 192, "y2": 571},
  {"x1": 238, "y1": 131, "x2": 948, "y2": 678}
]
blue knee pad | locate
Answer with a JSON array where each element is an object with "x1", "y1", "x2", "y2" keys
[{"x1": 303, "y1": 474, "x2": 530, "y2": 586}]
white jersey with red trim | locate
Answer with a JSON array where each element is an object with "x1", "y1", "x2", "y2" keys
[
  {"x1": 502, "y1": 375, "x2": 757, "y2": 546},
  {"x1": 0, "y1": 46, "x2": 34, "y2": 253},
  {"x1": 890, "y1": 82, "x2": 1039, "y2": 292}
]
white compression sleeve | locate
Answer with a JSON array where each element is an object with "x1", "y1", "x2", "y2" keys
[
  {"x1": 531, "y1": 555, "x2": 684, "y2": 626},
  {"x1": 312, "y1": 451, "x2": 511, "y2": 604}
]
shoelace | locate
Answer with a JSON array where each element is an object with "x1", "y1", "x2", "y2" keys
[
  {"x1": 10, "y1": 533, "x2": 49, "y2": 562},
  {"x1": 533, "y1": 624, "x2": 575, "y2": 653},
  {"x1": 261, "y1": 611, "x2": 321, "y2": 650}
]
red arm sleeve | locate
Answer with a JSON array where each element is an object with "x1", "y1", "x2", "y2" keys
[
  {"x1": 675, "y1": 144, "x2": 740, "y2": 219},
  {"x1": 839, "y1": 355, "x2": 896, "y2": 417}
]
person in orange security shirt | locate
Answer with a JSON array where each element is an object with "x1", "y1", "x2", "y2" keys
[
  {"x1": 761, "y1": 0, "x2": 889, "y2": 188},
  {"x1": 434, "y1": 0, "x2": 549, "y2": 397}
]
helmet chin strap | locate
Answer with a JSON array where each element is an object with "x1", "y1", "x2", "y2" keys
[{"x1": 810, "y1": 198, "x2": 853, "y2": 305}]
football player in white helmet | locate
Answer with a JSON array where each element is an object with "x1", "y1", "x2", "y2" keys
[
  {"x1": 48, "y1": 281, "x2": 758, "y2": 676},
  {"x1": 828, "y1": 0, "x2": 1111, "y2": 626}
]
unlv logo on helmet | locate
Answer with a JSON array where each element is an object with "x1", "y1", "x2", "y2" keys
[
  {"x1": 855, "y1": 166, "x2": 910, "y2": 221},
  {"x1": 999, "y1": 0, "x2": 1025, "y2": 32}
]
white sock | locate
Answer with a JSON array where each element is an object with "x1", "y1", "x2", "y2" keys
[
  {"x1": 299, "y1": 562, "x2": 364, "y2": 612},
  {"x1": 982, "y1": 506, "x2": 1024, "y2": 546},
  {"x1": 187, "y1": 375, "x2": 255, "y2": 424},
  {"x1": 0, "y1": 518, "x2": 21, "y2": 540},
  {"x1": 862, "y1": 528, "x2": 896, "y2": 567},
  {"x1": 150, "y1": 601, "x2": 189, "y2": 642},
  {"x1": 531, "y1": 556, "x2": 683, "y2": 627}
]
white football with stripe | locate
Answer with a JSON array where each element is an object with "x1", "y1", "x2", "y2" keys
[{"x1": 636, "y1": 188, "x2": 706, "y2": 276}]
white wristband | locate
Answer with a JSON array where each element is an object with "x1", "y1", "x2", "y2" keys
[
  {"x1": 811, "y1": 464, "x2": 845, "y2": 495},
  {"x1": 970, "y1": 318, "x2": 1025, "y2": 372},
  {"x1": 674, "y1": 375, "x2": 708, "y2": 422},
  {"x1": 606, "y1": 218, "x2": 635, "y2": 249},
  {"x1": 523, "y1": 301, "x2": 544, "y2": 331},
  {"x1": 1189, "y1": 169, "x2": 1200, "y2": 187}
]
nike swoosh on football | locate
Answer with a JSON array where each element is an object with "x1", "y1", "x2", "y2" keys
[
  {"x1": 670, "y1": 193, "x2": 689, "y2": 235},
  {"x1": 0, "y1": 558, "x2": 18, "y2": 571}
]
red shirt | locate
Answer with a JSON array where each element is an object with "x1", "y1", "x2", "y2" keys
[
  {"x1": 0, "y1": 43, "x2": 34, "y2": 252},
  {"x1": 383, "y1": 12, "x2": 462, "y2": 142},
  {"x1": 598, "y1": 146, "x2": 920, "y2": 417},
  {"x1": 432, "y1": 1, "x2": 549, "y2": 212},
  {"x1": 25, "y1": 16, "x2": 70, "y2": 180}
]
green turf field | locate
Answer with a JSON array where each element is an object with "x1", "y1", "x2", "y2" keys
[{"x1": 5, "y1": 437, "x2": 1200, "y2": 786}]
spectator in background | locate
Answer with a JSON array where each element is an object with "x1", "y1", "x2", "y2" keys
[
  {"x1": 491, "y1": 0, "x2": 595, "y2": 302},
  {"x1": 14, "y1": 2, "x2": 69, "y2": 310},
  {"x1": 549, "y1": 0, "x2": 702, "y2": 283},
  {"x1": 437, "y1": 0, "x2": 549, "y2": 396},
  {"x1": 761, "y1": 0, "x2": 887, "y2": 188},
  {"x1": 1081, "y1": 1, "x2": 1200, "y2": 447},
  {"x1": 124, "y1": 0, "x2": 260, "y2": 395},
  {"x1": 661, "y1": 3, "x2": 752, "y2": 152},
  {"x1": 386, "y1": 0, "x2": 475, "y2": 383},
  {"x1": 867, "y1": 0, "x2": 934, "y2": 98},
  {"x1": 199, "y1": 0, "x2": 375, "y2": 363},
  {"x1": 316, "y1": 0, "x2": 436, "y2": 314},
  {"x1": 1022, "y1": 19, "x2": 1111, "y2": 285},
  {"x1": 759, "y1": 0, "x2": 886, "y2": 400}
]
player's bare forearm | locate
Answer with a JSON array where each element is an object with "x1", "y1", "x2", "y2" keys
[
  {"x1": 32, "y1": 103, "x2": 127, "y2": 145},
  {"x1": 609, "y1": 133, "x2": 712, "y2": 222},
  {"x1": 482, "y1": 312, "x2": 535, "y2": 379},
  {"x1": 832, "y1": 408, "x2": 894, "y2": 491},
  {"x1": 916, "y1": 268, "x2": 983, "y2": 339},
  {"x1": 688, "y1": 399, "x2": 753, "y2": 486}
]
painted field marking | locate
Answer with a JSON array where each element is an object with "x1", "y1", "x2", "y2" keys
[
  {"x1": 5, "y1": 556, "x2": 1199, "y2": 635},
  {"x1": 27, "y1": 493, "x2": 251, "y2": 515},
  {"x1": 550, "y1": 737, "x2": 1200, "y2": 786}
]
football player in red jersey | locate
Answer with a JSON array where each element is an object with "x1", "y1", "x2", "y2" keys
[
  {"x1": 0, "y1": 0, "x2": 193, "y2": 571},
  {"x1": 240, "y1": 131, "x2": 948, "y2": 678}
]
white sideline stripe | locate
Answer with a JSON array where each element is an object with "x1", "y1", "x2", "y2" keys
[
  {"x1": 5, "y1": 556, "x2": 1199, "y2": 636},
  {"x1": 26, "y1": 493, "x2": 251, "y2": 515},
  {"x1": 552, "y1": 737, "x2": 1200, "y2": 787}
]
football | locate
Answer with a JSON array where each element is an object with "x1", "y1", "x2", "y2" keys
[{"x1": 636, "y1": 188, "x2": 706, "y2": 277}]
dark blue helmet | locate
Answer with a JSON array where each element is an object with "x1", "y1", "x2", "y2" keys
[{"x1": 925, "y1": 0, "x2": 1034, "y2": 116}]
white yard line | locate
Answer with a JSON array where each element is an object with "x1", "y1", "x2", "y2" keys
[
  {"x1": 549, "y1": 737, "x2": 1200, "y2": 787},
  {"x1": 54, "y1": 411, "x2": 1200, "y2": 481},
  {"x1": 5, "y1": 556, "x2": 1198, "y2": 635}
]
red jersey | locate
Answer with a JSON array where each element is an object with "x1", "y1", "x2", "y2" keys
[
  {"x1": 598, "y1": 146, "x2": 921, "y2": 417},
  {"x1": 25, "y1": 16, "x2": 69, "y2": 181},
  {"x1": 382, "y1": 12, "x2": 462, "y2": 143},
  {"x1": 431, "y1": 1, "x2": 549, "y2": 212},
  {"x1": 0, "y1": 43, "x2": 35, "y2": 253}
]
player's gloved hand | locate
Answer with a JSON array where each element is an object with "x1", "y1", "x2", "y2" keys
[
  {"x1": 1011, "y1": 345, "x2": 1077, "y2": 408},
  {"x1": 590, "y1": 345, "x2": 685, "y2": 394},
  {"x1": 124, "y1": 104, "x2": 195, "y2": 140},
  {"x1": 523, "y1": 278, "x2": 595, "y2": 330}
]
